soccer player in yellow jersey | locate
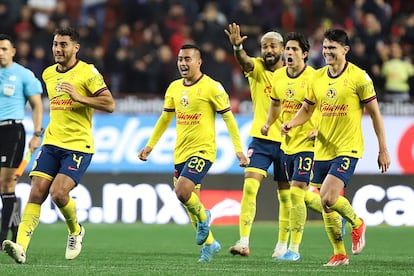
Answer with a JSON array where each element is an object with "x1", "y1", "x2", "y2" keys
[
  {"x1": 2, "y1": 27, "x2": 115, "y2": 264},
  {"x1": 138, "y1": 44, "x2": 249, "y2": 262},
  {"x1": 224, "y1": 23, "x2": 290, "y2": 258},
  {"x1": 261, "y1": 32, "x2": 323, "y2": 261},
  {"x1": 281, "y1": 29, "x2": 390, "y2": 266}
]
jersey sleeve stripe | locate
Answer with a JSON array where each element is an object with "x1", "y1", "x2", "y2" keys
[
  {"x1": 94, "y1": 87, "x2": 109, "y2": 96},
  {"x1": 361, "y1": 95, "x2": 377, "y2": 104},
  {"x1": 217, "y1": 107, "x2": 231, "y2": 114},
  {"x1": 304, "y1": 98, "x2": 315, "y2": 105}
]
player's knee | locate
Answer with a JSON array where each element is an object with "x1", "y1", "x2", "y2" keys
[
  {"x1": 243, "y1": 178, "x2": 260, "y2": 196},
  {"x1": 50, "y1": 189, "x2": 68, "y2": 206},
  {"x1": 174, "y1": 189, "x2": 190, "y2": 203}
]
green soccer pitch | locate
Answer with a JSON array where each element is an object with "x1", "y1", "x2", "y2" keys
[{"x1": 1, "y1": 222, "x2": 413, "y2": 275}]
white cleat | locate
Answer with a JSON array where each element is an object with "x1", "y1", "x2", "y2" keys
[
  {"x1": 65, "y1": 225, "x2": 85, "y2": 260},
  {"x1": 271, "y1": 242, "x2": 287, "y2": 258},
  {"x1": 2, "y1": 240, "x2": 26, "y2": 264}
]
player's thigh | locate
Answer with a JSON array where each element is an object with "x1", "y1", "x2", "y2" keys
[
  {"x1": 288, "y1": 151, "x2": 314, "y2": 183},
  {"x1": 246, "y1": 138, "x2": 276, "y2": 177}
]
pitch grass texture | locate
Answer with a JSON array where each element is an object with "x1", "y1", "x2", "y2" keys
[{"x1": 1, "y1": 222, "x2": 413, "y2": 275}]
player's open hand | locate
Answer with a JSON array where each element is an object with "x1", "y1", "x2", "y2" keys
[
  {"x1": 378, "y1": 150, "x2": 390, "y2": 173},
  {"x1": 236, "y1": 152, "x2": 249, "y2": 167},
  {"x1": 138, "y1": 146, "x2": 152, "y2": 161},
  {"x1": 224, "y1": 23, "x2": 247, "y2": 47}
]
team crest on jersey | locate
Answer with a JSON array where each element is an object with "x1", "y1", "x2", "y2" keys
[
  {"x1": 285, "y1": 88, "x2": 294, "y2": 99},
  {"x1": 180, "y1": 95, "x2": 189, "y2": 108},
  {"x1": 326, "y1": 88, "x2": 337, "y2": 100}
]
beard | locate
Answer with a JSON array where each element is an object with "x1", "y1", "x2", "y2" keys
[{"x1": 263, "y1": 54, "x2": 281, "y2": 68}]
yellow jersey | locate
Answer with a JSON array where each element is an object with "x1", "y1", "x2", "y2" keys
[
  {"x1": 305, "y1": 62, "x2": 377, "y2": 160},
  {"x1": 271, "y1": 65, "x2": 316, "y2": 154},
  {"x1": 245, "y1": 57, "x2": 283, "y2": 142},
  {"x1": 149, "y1": 74, "x2": 242, "y2": 164},
  {"x1": 42, "y1": 60, "x2": 108, "y2": 153}
]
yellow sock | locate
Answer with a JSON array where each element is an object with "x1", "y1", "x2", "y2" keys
[
  {"x1": 16, "y1": 203, "x2": 41, "y2": 252},
  {"x1": 204, "y1": 231, "x2": 215, "y2": 245},
  {"x1": 59, "y1": 197, "x2": 81, "y2": 234},
  {"x1": 184, "y1": 205, "x2": 215, "y2": 245},
  {"x1": 329, "y1": 196, "x2": 361, "y2": 228},
  {"x1": 304, "y1": 189, "x2": 322, "y2": 213},
  {"x1": 289, "y1": 186, "x2": 306, "y2": 253},
  {"x1": 322, "y1": 211, "x2": 346, "y2": 255},
  {"x1": 184, "y1": 192, "x2": 207, "y2": 222},
  {"x1": 239, "y1": 178, "x2": 260, "y2": 237},
  {"x1": 278, "y1": 188, "x2": 291, "y2": 243}
]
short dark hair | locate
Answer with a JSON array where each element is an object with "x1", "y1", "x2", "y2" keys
[
  {"x1": 180, "y1": 44, "x2": 202, "y2": 57},
  {"x1": 53, "y1": 27, "x2": 80, "y2": 43},
  {"x1": 0, "y1": 34, "x2": 14, "y2": 47},
  {"x1": 324, "y1": 29, "x2": 350, "y2": 46},
  {"x1": 284, "y1": 32, "x2": 310, "y2": 62}
]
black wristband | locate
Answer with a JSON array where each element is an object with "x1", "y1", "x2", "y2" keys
[{"x1": 34, "y1": 129, "x2": 44, "y2": 137}]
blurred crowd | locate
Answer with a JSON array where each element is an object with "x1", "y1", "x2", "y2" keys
[{"x1": 1, "y1": 0, "x2": 414, "y2": 102}]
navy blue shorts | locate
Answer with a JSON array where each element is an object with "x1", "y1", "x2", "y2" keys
[
  {"x1": 311, "y1": 156, "x2": 358, "y2": 187},
  {"x1": 246, "y1": 137, "x2": 287, "y2": 182},
  {"x1": 174, "y1": 156, "x2": 212, "y2": 185},
  {"x1": 29, "y1": 144, "x2": 92, "y2": 185},
  {"x1": 284, "y1": 151, "x2": 314, "y2": 183}
]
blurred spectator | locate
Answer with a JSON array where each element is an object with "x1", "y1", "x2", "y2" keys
[
  {"x1": 128, "y1": 26, "x2": 160, "y2": 94},
  {"x1": 27, "y1": 45, "x2": 50, "y2": 80},
  {"x1": 3, "y1": 0, "x2": 26, "y2": 23},
  {"x1": 161, "y1": 2, "x2": 188, "y2": 45},
  {"x1": 50, "y1": 0, "x2": 74, "y2": 28},
  {"x1": 27, "y1": 0, "x2": 57, "y2": 29},
  {"x1": 14, "y1": 40, "x2": 31, "y2": 67},
  {"x1": 193, "y1": 1, "x2": 228, "y2": 51},
  {"x1": 203, "y1": 47, "x2": 233, "y2": 94},
  {"x1": 381, "y1": 41, "x2": 414, "y2": 102},
  {"x1": 0, "y1": 1, "x2": 13, "y2": 35},
  {"x1": 151, "y1": 44, "x2": 178, "y2": 95},
  {"x1": 79, "y1": 0, "x2": 106, "y2": 36},
  {"x1": 228, "y1": 0, "x2": 263, "y2": 55},
  {"x1": 307, "y1": 24, "x2": 325, "y2": 69},
  {"x1": 13, "y1": 5, "x2": 35, "y2": 38},
  {"x1": 104, "y1": 23, "x2": 133, "y2": 96}
]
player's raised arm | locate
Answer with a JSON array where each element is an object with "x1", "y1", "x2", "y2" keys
[{"x1": 225, "y1": 23, "x2": 254, "y2": 73}]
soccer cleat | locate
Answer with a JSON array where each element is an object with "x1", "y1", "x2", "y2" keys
[
  {"x1": 196, "y1": 210, "x2": 211, "y2": 245},
  {"x1": 198, "y1": 240, "x2": 221, "y2": 262},
  {"x1": 351, "y1": 218, "x2": 366, "y2": 255},
  {"x1": 274, "y1": 250, "x2": 301, "y2": 261},
  {"x1": 229, "y1": 240, "x2": 250, "y2": 256},
  {"x1": 323, "y1": 254, "x2": 349, "y2": 266},
  {"x1": 2, "y1": 240, "x2": 26, "y2": 264},
  {"x1": 65, "y1": 224, "x2": 85, "y2": 260},
  {"x1": 271, "y1": 242, "x2": 287, "y2": 258}
]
